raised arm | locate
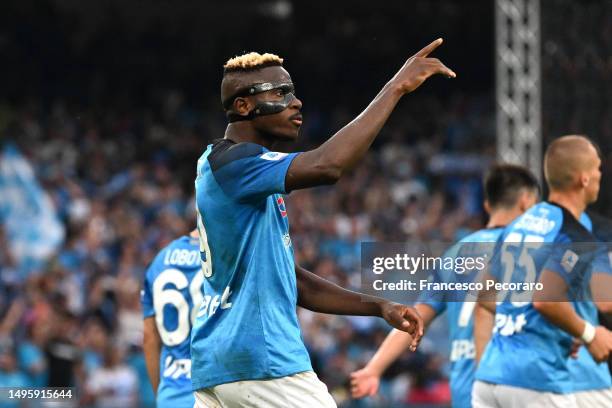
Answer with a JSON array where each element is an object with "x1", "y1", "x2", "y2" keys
[
  {"x1": 285, "y1": 38, "x2": 455, "y2": 190},
  {"x1": 295, "y1": 264, "x2": 424, "y2": 347}
]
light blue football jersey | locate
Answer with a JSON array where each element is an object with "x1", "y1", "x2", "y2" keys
[
  {"x1": 190, "y1": 139, "x2": 312, "y2": 391},
  {"x1": 141, "y1": 235, "x2": 203, "y2": 408},
  {"x1": 419, "y1": 227, "x2": 503, "y2": 408},
  {"x1": 568, "y1": 212, "x2": 612, "y2": 392},
  {"x1": 476, "y1": 202, "x2": 606, "y2": 393}
]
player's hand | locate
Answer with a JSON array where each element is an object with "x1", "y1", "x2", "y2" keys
[
  {"x1": 389, "y1": 38, "x2": 456, "y2": 94},
  {"x1": 569, "y1": 338, "x2": 582, "y2": 359},
  {"x1": 380, "y1": 302, "x2": 424, "y2": 350},
  {"x1": 586, "y1": 326, "x2": 612, "y2": 363},
  {"x1": 350, "y1": 367, "x2": 380, "y2": 398}
]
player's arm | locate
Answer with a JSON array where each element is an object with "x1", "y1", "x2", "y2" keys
[
  {"x1": 534, "y1": 269, "x2": 612, "y2": 363},
  {"x1": 350, "y1": 304, "x2": 436, "y2": 398},
  {"x1": 285, "y1": 39, "x2": 455, "y2": 190},
  {"x1": 589, "y1": 262, "x2": 612, "y2": 314},
  {"x1": 474, "y1": 303, "x2": 495, "y2": 365},
  {"x1": 143, "y1": 317, "x2": 161, "y2": 393},
  {"x1": 474, "y1": 271, "x2": 497, "y2": 364},
  {"x1": 141, "y1": 269, "x2": 161, "y2": 394},
  {"x1": 295, "y1": 264, "x2": 424, "y2": 347}
]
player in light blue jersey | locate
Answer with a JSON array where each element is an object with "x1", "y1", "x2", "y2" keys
[
  {"x1": 568, "y1": 212, "x2": 612, "y2": 407},
  {"x1": 350, "y1": 164, "x2": 539, "y2": 408},
  {"x1": 191, "y1": 42, "x2": 456, "y2": 407},
  {"x1": 474, "y1": 136, "x2": 612, "y2": 407},
  {"x1": 142, "y1": 230, "x2": 202, "y2": 408}
]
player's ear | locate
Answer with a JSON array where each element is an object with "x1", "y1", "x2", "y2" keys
[
  {"x1": 526, "y1": 190, "x2": 538, "y2": 209},
  {"x1": 483, "y1": 200, "x2": 491, "y2": 215},
  {"x1": 517, "y1": 190, "x2": 532, "y2": 212},
  {"x1": 233, "y1": 97, "x2": 253, "y2": 116},
  {"x1": 579, "y1": 172, "x2": 590, "y2": 189}
]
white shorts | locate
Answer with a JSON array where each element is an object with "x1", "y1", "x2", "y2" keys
[
  {"x1": 193, "y1": 370, "x2": 337, "y2": 408},
  {"x1": 472, "y1": 380, "x2": 577, "y2": 408},
  {"x1": 574, "y1": 388, "x2": 612, "y2": 408}
]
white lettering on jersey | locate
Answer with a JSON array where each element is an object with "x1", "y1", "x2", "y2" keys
[
  {"x1": 494, "y1": 313, "x2": 527, "y2": 336},
  {"x1": 197, "y1": 286, "x2": 233, "y2": 318},
  {"x1": 163, "y1": 356, "x2": 192, "y2": 379},
  {"x1": 164, "y1": 249, "x2": 200, "y2": 267},
  {"x1": 450, "y1": 339, "x2": 475, "y2": 361},
  {"x1": 513, "y1": 213, "x2": 556, "y2": 235}
]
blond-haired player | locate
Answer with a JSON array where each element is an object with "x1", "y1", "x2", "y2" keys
[{"x1": 190, "y1": 41, "x2": 455, "y2": 407}]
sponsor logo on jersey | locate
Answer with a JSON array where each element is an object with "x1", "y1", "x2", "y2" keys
[
  {"x1": 261, "y1": 152, "x2": 288, "y2": 161},
  {"x1": 514, "y1": 213, "x2": 556, "y2": 235},
  {"x1": 163, "y1": 356, "x2": 191, "y2": 380},
  {"x1": 450, "y1": 339, "x2": 475, "y2": 361},
  {"x1": 197, "y1": 286, "x2": 233, "y2": 318}
]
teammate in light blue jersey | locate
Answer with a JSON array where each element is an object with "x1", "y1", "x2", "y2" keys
[
  {"x1": 350, "y1": 164, "x2": 539, "y2": 408},
  {"x1": 474, "y1": 136, "x2": 612, "y2": 407},
  {"x1": 569, "y1": 212, "x2": 612, "y2": 406},
  {"x1": 191, "y1": 43, "x2": 455, "y2": 407},
  {"x1": 142, "y1": 230, "x2": 202, "y2": 408}
]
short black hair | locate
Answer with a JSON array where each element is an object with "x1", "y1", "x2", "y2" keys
[{"x1": 484, "y1": 164, "x2": 540, "y2": 209}]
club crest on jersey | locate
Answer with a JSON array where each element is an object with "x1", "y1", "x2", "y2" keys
[
  {"x1": 277, "y1": 196, "x2": 287, "y2": 217},
  {"x1": 282, "y1": 233, "x2": 292, "y2": 248}
]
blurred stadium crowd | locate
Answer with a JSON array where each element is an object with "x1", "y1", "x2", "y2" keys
[
  {"x1": 0, "y1": 89, "x2": 492, "y2": 407},
  {"x1": 0, "y1": 0, "x2": 609, "y2": 407}
]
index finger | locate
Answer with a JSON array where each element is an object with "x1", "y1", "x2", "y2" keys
[{"x1": 414, "y1": 38, "x2": 443, "y2": 58}]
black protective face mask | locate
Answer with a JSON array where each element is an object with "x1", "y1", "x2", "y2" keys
[{"x1": 223, "y1": 82, "x2": 296, "y2": 122}]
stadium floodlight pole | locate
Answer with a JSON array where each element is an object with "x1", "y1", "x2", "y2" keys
[{"x1": 496, "y1": 0, "x2": 542, "y2": 178}]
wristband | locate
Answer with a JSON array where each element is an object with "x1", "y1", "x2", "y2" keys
[{"x1": 581, "y1": 321, "x2": 596, "y2": 344}]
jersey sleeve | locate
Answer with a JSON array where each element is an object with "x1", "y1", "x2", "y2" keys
[
  {"x1": 209, "y1": 142, "x2": 300, "y2": 202},
  {"x1": 542, "y1": 236, "x2": 602, "y2": 290},
  {"x1": 590, "y1": 244, "x2": 612, "y2": 276},
  {"x1": 417, "y1": 268, "x2": 446, "y2": 314},
  {"x1": 141, "y1": 264, "x2": 156, "y2": 319},
  {"x1": 541, "y1": 227, "x2": 585, "y2": 288}
]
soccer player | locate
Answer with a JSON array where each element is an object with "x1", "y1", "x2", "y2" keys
[
  {"x1": 349, "y1": 164, "x2": 540, "y2": 408},
  {"x1": 142, "y1": 230, "x2": 202, "y2": 408},
  {"x1": 584, "y1": 211, "x2": 612, "y2": 381},
  {"x1": 191, "y1": 39, "x2": 455, "y2": 407},
  {"x1": 567, "y1": 211, "x2": 612, "y2": 406},
  {"x1": 473, "y1": 135, "x2": 612, "y2": 407}
]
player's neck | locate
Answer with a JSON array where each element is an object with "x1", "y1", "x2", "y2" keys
[
  {"x1": 487, "y1": 208, "x2": 522, "y2": 229},
  {"x1": 548, "y1": 191, "x2": 585, "y2": 220},
  {"x1": 224, "y1": 122, "x2": 278, "y2": 150}
]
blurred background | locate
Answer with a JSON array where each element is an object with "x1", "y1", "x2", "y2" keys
[{"x1": 0, "y1": 0, "x2": 610, "y2": 407}]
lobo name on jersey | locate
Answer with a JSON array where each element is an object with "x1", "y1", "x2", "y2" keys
[{"x1": 141, "y1": 235, "x2": 204, "y2": 407}]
